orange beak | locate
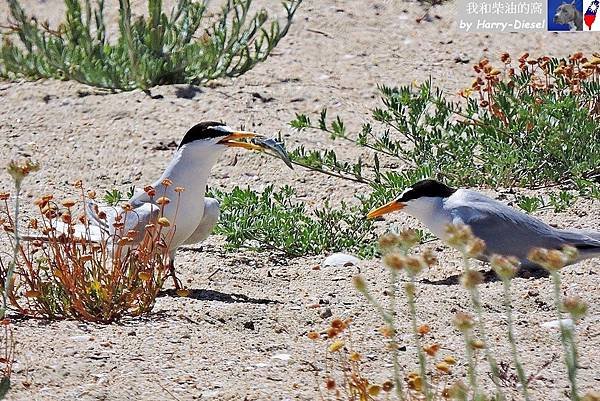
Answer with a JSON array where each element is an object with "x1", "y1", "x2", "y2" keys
[
  {"x1": 218, "y1": 131, "x2": 264, "y2": 151},
  {"x1": 367, "y1": 200, "x2": 405, "y2": 219}
]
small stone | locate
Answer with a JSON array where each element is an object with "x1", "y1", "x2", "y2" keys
[
  {"x1": 69, "y1": 335, "x2": 92, "y2": 342},
  {"x1": 454, "y1": 53, "x2": 470, "y2": 64},
  {"x1": 322, "y1": 253, "x2": 360, "y2": 267},
  {"x1": 319, "y1": 308, "x2": 333, "y2": 319},
  {"x1": 541, "y1": 319, "x2": 574, "y2": 330},
  {"x1": 271, "y1": 353, "x2": 291, "y2": 361}
]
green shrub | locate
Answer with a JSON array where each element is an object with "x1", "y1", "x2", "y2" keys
[
  {"x1": 0, "y1": 0, "x2": 301, "y2": 90},
  {"x1": 213, "y1": 53, "x2": 600, "y2": 257},
  {"x1": 208, "y1": 185, "x2": 378, "y2": 258},
  {"x1": 290, "y1": 53, "x2": 600, "y2": 197}
]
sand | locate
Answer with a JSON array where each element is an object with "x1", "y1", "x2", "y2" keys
[{"x1": 0, "y1": 0, "x2": 599, "y2": 400}]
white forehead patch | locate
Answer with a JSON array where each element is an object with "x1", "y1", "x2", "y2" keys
[
  {"x1": 212, "y1": 125, "x2": 234, "y2": 134},
  {"x1": 396, "y1": 187, "x2": 413, "y2": 200}
]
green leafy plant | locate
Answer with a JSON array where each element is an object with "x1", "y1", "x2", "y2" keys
[
  {"x1": 104, "y1": 186, "x2": 136, "y2": 206},
  {"x1": 289, "y1": 53, "x2": 600, "y2": 197},
  {"x1": 210, "y1": 53, "x2": 599, "y2": 258},
  {"x1": 1, "y1": 0, "x2": 301, "y2": 90},
  {"x1": 208, "y1": 185, "x2": 378, "y2": 257},
  {"x1": 548, "y1": 191, "x2": 577, "y2": 213},
  {"x1": 515, "y1": 190, "x2": 577, "y2": 213},
  {"x1": 516, "y1": 195, "x2": 544, "y2": 213}
]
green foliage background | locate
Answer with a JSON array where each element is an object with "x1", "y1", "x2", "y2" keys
[
  {"x1": 213, "y1": 58, "x2": 600, "y2": 257},
  {"x1": 1, "y1": 0, "x2": 301, "y2": 90}
]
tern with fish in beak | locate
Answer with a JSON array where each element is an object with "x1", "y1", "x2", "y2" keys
[{"x1": 43, "y1": 121, "x2": 292, "y2": 288}]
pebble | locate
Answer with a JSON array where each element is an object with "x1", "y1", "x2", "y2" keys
[
  {"x1": 319, "y1": 308, "x2": 333, "y2": 319},
  {"x1": 271, "y1": 353, "x2": 291, "y2": 361},
  {"x1": 541, "y1": 319, "x2": 574, "y2": 330},
  {"x1": 454, "y1": 53, "x2": 470, "y2": 64},
  {"x1": 69, "y1": 335, "x2": 93, "y2": 342},
  {"x1": 322, "y1": 253, "x2": 360, "y2": 267}
]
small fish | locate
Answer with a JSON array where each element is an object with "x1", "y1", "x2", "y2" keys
[{"x1": 252, "y1": 137, "x2": 294, "y2": 169}]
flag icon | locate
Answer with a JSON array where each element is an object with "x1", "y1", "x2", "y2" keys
[{"x1": 584, "y1": 0, "x2": 599, "y2": 30}]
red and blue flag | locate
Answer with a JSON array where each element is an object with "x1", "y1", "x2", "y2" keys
[{"x1": 585, "y1": 0, "x2": 599, "y2": 29}]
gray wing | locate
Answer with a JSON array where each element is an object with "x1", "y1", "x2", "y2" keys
[
  {"x1": 26, "y1": 196, "x2": 159, "y2": 245},
  {"x1": 49, "y1": 200, "x2": 122, "y2": 242},
  {"x1": 553, "y1": 228, "x2": 600, "y2": 259},
  {"x1": 449, "y1": 194, "x2": 575, "y2": 261},
  {"x1": 48, "y1": 220, "x2": 106, "y2": 242},
  {"x1": 52, "y1": 201, "x2": 160, "y2": 243},
  {"x1": 182, "y1": 197, "x2": 220, "y2": 245},
  {"x1": 119, "y1": 202, "x2": 161, "y2": 242},
  {"x1": 560, "y1": 228, "x2": 600, "y2": 243},
  {"x1": 85, "y1": 200, "x2": 122, "y2": 233}
]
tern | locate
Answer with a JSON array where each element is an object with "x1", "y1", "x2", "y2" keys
[
  {"x1": 367, "y1": 179, "x2": 600, "y2": 270},
  {"x1": 53, "y1": 121, "x2": 291, "y2": 288}
]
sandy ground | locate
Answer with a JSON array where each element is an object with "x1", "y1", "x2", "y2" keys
[{"x1": 0, "y1": 1, "x2": 599, "y2": 400}]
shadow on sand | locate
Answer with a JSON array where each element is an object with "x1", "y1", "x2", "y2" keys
[
  {"x1": 158, "y1": 288, "x2": 280, "y2": 305},
  {"x1": 419, "y1": 267, "x2": 550, "y2": 286}
]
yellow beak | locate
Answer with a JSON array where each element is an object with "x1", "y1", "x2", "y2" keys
[
  {"x1": 218, "y1": 131, "x2": 264, "y2": 151},
  {"x1": 367, "y1": 200, "x2": 405, "y2": 219}
]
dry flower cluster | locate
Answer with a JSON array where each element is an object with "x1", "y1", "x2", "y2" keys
[
  {"x1": 0, "y1": 172, "x2": 179, "y2": 323},
  {"x1": 461, "y1": 52, "x2": 600, "y2": 119},
  {"x1": 310, "y1": 231, "x2": 464, "y2": 401},
  {"x1": 307, "y1": 318, "x2": 396, "y2": 399}
]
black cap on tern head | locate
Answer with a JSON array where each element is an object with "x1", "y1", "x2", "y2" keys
[
  {"x1": 367, "y1": 179, "x2": 456, "y2": 219},
  {"x1": 396, "y1": 179, "x2": 456, "y2": 202},
  {"x1": 178, "y1": 121, "x2": 228, "y2": 149}
]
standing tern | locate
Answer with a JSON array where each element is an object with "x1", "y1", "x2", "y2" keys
[
  {"x1": 367, "y1": 179, "x2": 600, "y2": 270},
  {"x1": 54, "y1": 121, "x2": 291, "y2": 288}
]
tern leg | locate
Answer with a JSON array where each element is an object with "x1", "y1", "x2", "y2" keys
[
  {"x1": 169, "y1": 260, "x2": 183, "y2": 290},
  {"x1": 168, "y1": 251, "x2": 183, "y2": 290}
]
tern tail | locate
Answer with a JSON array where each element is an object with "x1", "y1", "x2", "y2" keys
[{"x1": 559, "y1": 228, "x2": 600, "y2": 260}]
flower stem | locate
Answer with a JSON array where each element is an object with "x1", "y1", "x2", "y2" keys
[
  {"x1": 387, "y1": 269, "x2": 406, "y2": 401},
  {"x1": 2, "y1": 182, "x2": 20, "y2": 318},
  {"x1": 356, "y1": 278, "x2": 405, "y2": 401},
  {"x1": 405, "y1": 278, "x2": 432, "y2": 401},
  {"x1": 462, "y1": 329, "x2": 479, "y2": 397},
  {"x1": 550, "y1": 271, "x2": 579, "y2": 401},
  {"x1": 502, "y1": 279, "x2": 530, "y2": 401},
  {"x1": 463, "y1": 254, "x2": 505, "y2": 400}
]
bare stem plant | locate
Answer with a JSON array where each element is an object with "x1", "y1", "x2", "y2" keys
[{"x1": 308, "y1": 227, "x2": 595, "y2": 401}]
